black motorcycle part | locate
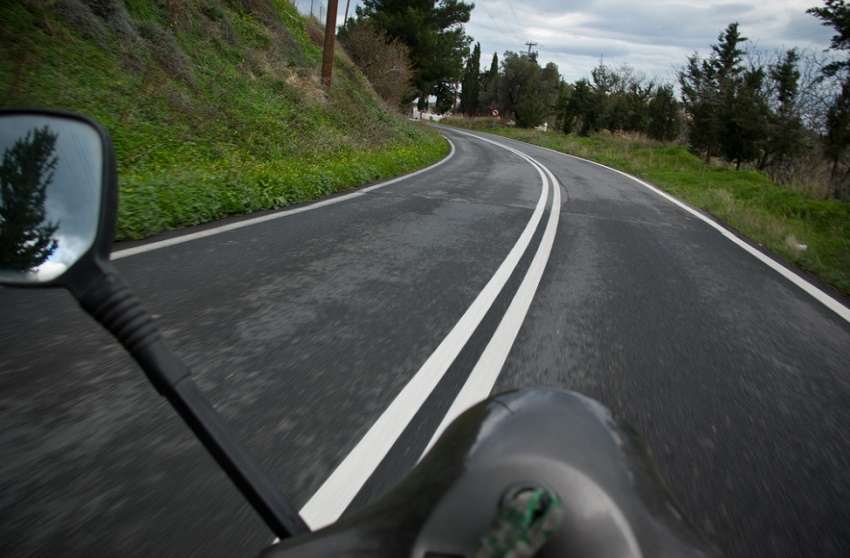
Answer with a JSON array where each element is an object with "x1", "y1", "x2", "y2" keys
[{"x1": 262, "y1": 388, "x2": 718, "y2": 557}]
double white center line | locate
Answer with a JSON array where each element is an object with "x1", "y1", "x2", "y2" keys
[{"x1": 299, "y1": 131, "x2": 561, "y2": 529}]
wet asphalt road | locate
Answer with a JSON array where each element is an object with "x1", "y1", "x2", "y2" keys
[{"x1": 1, "y1": 127, "x2": 849, "y2": 558}]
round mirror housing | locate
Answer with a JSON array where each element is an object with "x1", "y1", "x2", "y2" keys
[{"x1": 0, "y1": 109, "x2": 117, "y2": 287}]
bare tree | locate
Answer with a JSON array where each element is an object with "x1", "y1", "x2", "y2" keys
[{"x1": 338, "y1": 19, "x2": 413, "y2": 109}]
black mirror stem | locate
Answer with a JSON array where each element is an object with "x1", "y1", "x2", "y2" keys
[{"x1": 70, "y1": 261, "x2": 311, "y2": 540}]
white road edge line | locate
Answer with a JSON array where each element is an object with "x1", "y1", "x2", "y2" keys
[
  {"x1": 298, "y1": 137, "x2": 551, "y2": 530},
  {"x1": 111, "y1": 139, "x2": 457, "y2": 260},
  {"x1": 585, "y1": 159, "x2": 850, "y2": 325},
  {"x1": 491, "y1": 133, "x2": 850, "y2": 325},
  {"x1": 421, "y1": 155, "x2": 561, "y2": 457}
]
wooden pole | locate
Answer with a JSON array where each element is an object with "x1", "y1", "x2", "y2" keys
[{"x1": 321, "y1": 0, "x2": 339, "y2": 89}]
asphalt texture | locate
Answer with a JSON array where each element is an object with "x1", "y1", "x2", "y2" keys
[{"x1": 1, "y1": 127, "x2": 849, "y2": 558}]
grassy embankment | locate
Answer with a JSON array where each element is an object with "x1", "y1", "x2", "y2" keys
[
  {"x1": 1, "y1": 0, "x2": 447, "y2": 241},
  {"x1": 443, "y1": 118, "x2": 850, "y2": 297}
]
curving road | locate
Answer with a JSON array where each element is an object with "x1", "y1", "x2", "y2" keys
[{"x1": 1, "y1": 127, "x2": 849, "y2": 558}]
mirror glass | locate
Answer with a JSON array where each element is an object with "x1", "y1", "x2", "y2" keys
[{"x1": 0, "y1": 114, "x2": 103, "y2": 284}]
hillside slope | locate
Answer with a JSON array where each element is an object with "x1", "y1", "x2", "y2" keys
[{"x1": 1, "y1": 0, "x2": 447, "y2": 240}]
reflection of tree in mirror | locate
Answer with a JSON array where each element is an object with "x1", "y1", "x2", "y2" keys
[{"x1": 0, "y1": 126, "x2": 61, "y2": 272}]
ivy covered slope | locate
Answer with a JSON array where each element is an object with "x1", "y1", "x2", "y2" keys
[{"x1": 1, "y1": 0, "x2": 447, "y2": 240}]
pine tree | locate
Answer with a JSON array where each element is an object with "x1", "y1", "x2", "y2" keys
[
  {"x1": 807, "y1": 0, "x2": 850, "y2": 77},
  {"x1": 720, "y1": 68, "x2": 771, "y2": 169},
  {"x1": 807, "y1": 1, "x2": 850, "y2": 198},
  {"x1": 648, "y1": 85, "x2": 681, "y2": 142},
  {"x1": 680, "y1": 53, "x2": 721, "y2": 161},
  {"x1": 712, "y1": 23, "x2": 747, "y2": 83},
  {"x1": 825, "y1": 81, "x2": 850, "y2": 183},
  {"x1": 0, "y1": 127, "x2": 60, "y2": 272},
  {"x1": 759, "y1": 49, "x2": 805, "y2": 176},
  {"x1": 590, "y1": 61, "x2": 616, "y2": 131},
  {"x1": 679, "y1": 23, "x2": 748, "y2": 163}
]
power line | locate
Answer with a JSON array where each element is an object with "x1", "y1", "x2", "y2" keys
[
  {"x1": 490, "y1": 0, "x2": 527, "y2": 47},
  {"x1": 503, "y1": 0, "x2": 526, "y2": 41},
  {"x1": 477, "y1": 2, "x2": 521, "y2": 48},
  {"x1": 537, "y1": 45, "x2": 579, "y2": 72}
]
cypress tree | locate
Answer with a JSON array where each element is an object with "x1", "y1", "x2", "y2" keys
[{"x1": 459, "y1": 42, "x2": 482, "y2": 115}]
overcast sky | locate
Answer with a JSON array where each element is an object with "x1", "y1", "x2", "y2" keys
[
  {"x1": 470, "y1": 0, "x2": 840, "y2": 83},
  {"x1": 298, "y1": 0, "x2": 839, "y2": 84}
]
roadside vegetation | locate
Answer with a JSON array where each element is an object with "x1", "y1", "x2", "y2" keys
[
  {"x1": 442, "y1": 118, "x2": 850, "y2": 297},
  {"x1": 0, "y1": 0, "x2": 447, "y2": 240}
]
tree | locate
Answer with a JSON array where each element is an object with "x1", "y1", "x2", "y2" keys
[
  {"x1": 712, "y1": 22, "x2": 748, "y2": 83},
  {"x1": 759, "y1": 49, "x2": 806, "y2": 177},
  {"x1": 680, "y1": 52, "x2": 720, "y2": 161},
  {"x1": 479, "y1": 52, "x2": 499, "y2": 111},
  {"x1": 497, "y1": 52, "x2": 559, "y2": 128},
  {"x1": 512, "y1": 72, "x2": 546, "y2": 127},
  {"x1": 541, "y1": 62, "x2": 563, "y2": 118},
  {"x1": 338, "y1": 19, "x2": 413, "y2": 109},
  {"x1": 807, "y1": 0, "x2": 850, "y2": 77},
  {"x1": 561, "y1": 78, "x2": 595, "y2": 135},
  {"x1": 459, "y1": 42, "x2": 481, "y2": 115},
  {"x1": 808, "y1": 1, "x2": 850, "y2": 198},
  {"x1": 560, "y1": 62, "x2": 654, "y2": 135},
  {"x1": 679, "y1": 23, "x2": 748, "y2": 163},
  {"x1": 589, "y1": 61, "x2": 616, "y2": 130},
  {"x1": 433, "y1": 81, "x2": 457, "y2": 114},
  {"x1": 357, "y1": 0, "x2": 474, "y2": 109},
  {"x1": 720, "y1": 67, "x2": 771, "y2": 169},
  {"x1": 0, "y1": 126, "x2": 60, "y2": 272},
  {"x1": 648, "y1": 85, "x2": 681, "y2": 142},
  {"x1": 600, "y1": 65, "x2": 654, "y2": 134},
  {"x1": 825, "y1": 81, "x2": 850, "y2": 183}
]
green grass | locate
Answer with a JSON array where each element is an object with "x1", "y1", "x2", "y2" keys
[
  {"x1": 1, "y1": 0, "x2": 447, "y2": 241},
  {"x1": 442, "y1": 118, "x2": 850, "y2": 297}
]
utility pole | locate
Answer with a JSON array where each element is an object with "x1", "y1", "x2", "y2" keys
[
  {"x1": 344, "y1": 0, "x2": 351, "y2": 27},
  {"x1": 321, "y1": 0, "x2": 339, "y2": 89},
  {"x1": 525, "y1": 41, "x2": 538, "y2": 56}
]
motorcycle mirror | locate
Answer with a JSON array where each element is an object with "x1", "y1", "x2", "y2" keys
[
  {"x1": 0, "y1": 109, "x2": 309, "y2": 539},
  {"x1": 0, "y1": 108, "x2": 117, "y2": 288}
]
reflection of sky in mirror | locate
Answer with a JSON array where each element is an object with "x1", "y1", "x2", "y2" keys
[{"x1": 0, "y1": 114, "x2": 103, "y2": 283}]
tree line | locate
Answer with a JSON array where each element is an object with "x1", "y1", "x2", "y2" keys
[
  {"x1": 458, "y1": 47, "x2": 683, "y2": 142},
  {"x1": 337, "y1": 0, "x2": 850, "y2": 200}
]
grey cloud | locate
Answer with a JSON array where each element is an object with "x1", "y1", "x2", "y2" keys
[
  {"x1": 575, "y1": 2, "x2": 761, "y2": 48},
  {"x1": 781, "y1": 10, "x2": 834, "y2": 47}
]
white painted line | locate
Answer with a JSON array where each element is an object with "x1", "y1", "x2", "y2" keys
[
  {"x1": 421, "y1": 157, "x2": 561, "y2": 456},
  {"x1": 580, "y1": 159, "x2": 850, "y2": 325},
  {"x1": 111, "y1": 139, "x2": 457, "y2": 260},
  {"x1": 485, "y1": 132, "x2": 850, "y2": 325},
  {"x1": 298, "y1": 137, "x2": 551, "y2": 530}
]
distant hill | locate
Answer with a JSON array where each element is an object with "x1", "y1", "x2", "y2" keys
[{"x1": 1, "y1": 0, "x2": 447, "y2": 240}]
